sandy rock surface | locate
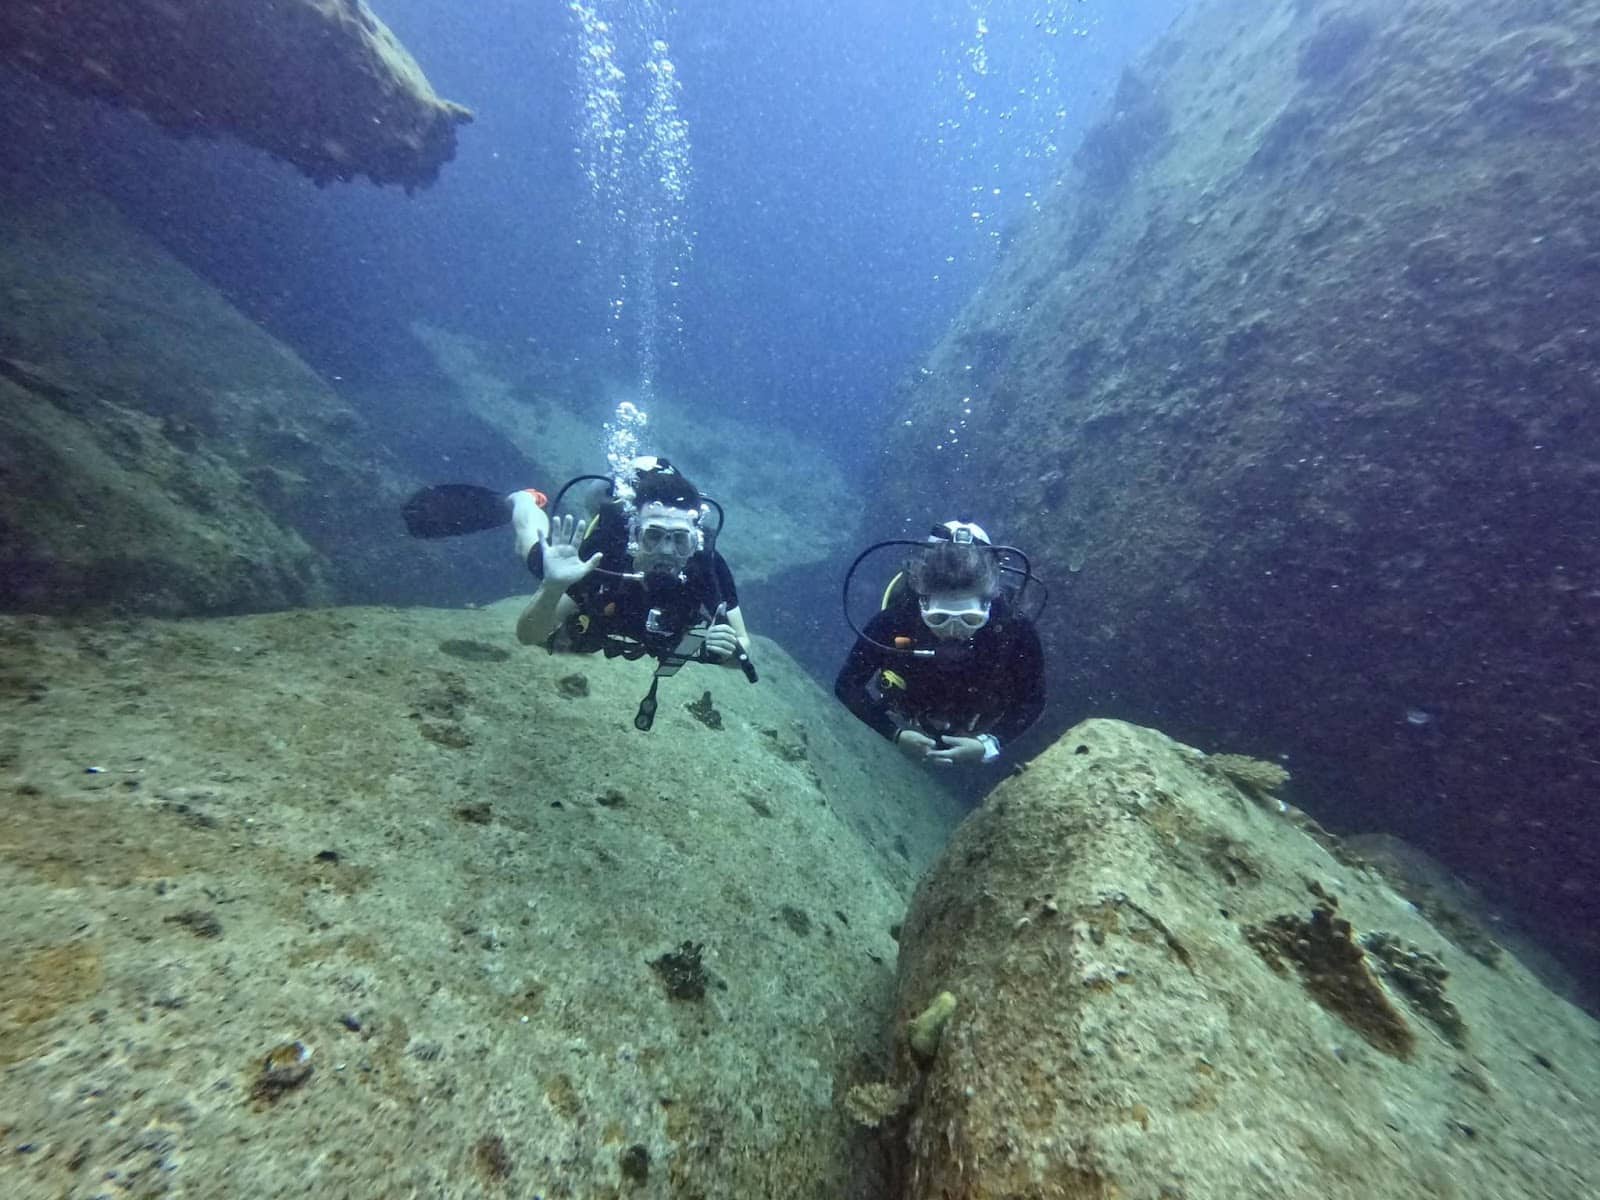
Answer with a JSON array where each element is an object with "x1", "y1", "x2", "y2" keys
[
  {"x1": 0, "y1": 0, "x2": 471, "y2": 188},
  {"x1": 0, "y1": 600, "x2": 962, "y2": 1199},
  {"x1": 878, "y1": 720, "x2": 1600, "y2": 1199}
]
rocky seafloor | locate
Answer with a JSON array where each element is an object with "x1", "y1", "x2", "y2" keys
[
  {"x1": 0, "y1": 601, "x2": 961, "y2": 1199},
  {"x1": 3, "y1": 601, "x2": 1597, "y2": 1198}
]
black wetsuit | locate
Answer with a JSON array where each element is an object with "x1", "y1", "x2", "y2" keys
[
  {"x1": 834, "y1": 591, "x2": 1045, "y2": 749},
  {"x1": 545, "y1": 507, "x2": 739, "y2": 661}
]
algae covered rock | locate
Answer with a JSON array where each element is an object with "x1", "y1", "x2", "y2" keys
[
  {"x1": 0, "y1": 600, "x2": 963, "y2": 1198},
  {"x1": 0, "y1": 0, "x2": 471, "y2": 188},
  {"x1": 883, "y1": 719, "x2": 1600, "y2": 1199},
  {"x1": 0, "y1": 187, "x2": 458, "y2": 614}
]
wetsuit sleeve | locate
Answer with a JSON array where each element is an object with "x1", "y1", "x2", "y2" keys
[
  {"x1": 712, "y1": 552, "x2": 739, "y2": 610},
  {"x1": 833, "y1": 612, "x2": 901, "y2": 742},
  {"x1": 989, "y1": 619, "x2": 1046, "y2": 743}
]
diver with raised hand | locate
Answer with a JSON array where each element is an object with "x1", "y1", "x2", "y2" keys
[
  {"x1": 514, "y1": 456, "x2": 756, "y2": 729},
  {"x1": 835, "y1": 520, "x2": 1044, "y2": 767}
]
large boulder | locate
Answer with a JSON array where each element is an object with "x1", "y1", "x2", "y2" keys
[
  {"x1": 873, "y1": 720, "x2": 1600, "y2": 1198},
  {"x1": 0, "y1": 0, "x2": 471, "y2": 188},
  {"x1": 0, "y1": 601, "x2": 963, "y2": 1198},
  {"x1": 0, "y1": 185, "x2": 471, "y2": 614},
  {"x1": 879, "y1": 0, "x2": 1600, "y2": 989}
]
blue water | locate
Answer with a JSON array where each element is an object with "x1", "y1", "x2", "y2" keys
[{"x1": 1, "y1": 0, "x2": 1183, "y2": 477}]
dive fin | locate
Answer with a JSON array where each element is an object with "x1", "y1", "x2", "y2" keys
[{"x1": 402, "y1": 484, "x2": 512, "y2": 539}]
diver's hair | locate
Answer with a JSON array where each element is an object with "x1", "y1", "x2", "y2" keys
[
  {"x1": 632, "y1": 466, "x2": 701, "y2": 510},
  {"x1": 906, "y1": 542, "x2": 1000, "y2": 599}
]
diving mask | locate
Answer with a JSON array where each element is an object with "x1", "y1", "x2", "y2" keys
[
  {"x1": 919, "y1": 593, "x2": 991, "y2": 638},
  {"x1": 631, "y1": 502, "x2": 702, "y2": 576},
  {"x1": 640, "y1": 523, "x2": 698, "y2": 557}
]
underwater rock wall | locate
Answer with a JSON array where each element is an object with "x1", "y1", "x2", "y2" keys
[
  {"x1": 0, "y1": 600, "x2": 963, "y2": 1198},
  {"x1": 881, "y1": 0, "x2": 1600, "y2": 990},
  {"x1": 0, "y1": 186, "x2": 470, "y2": 615},
  {"x1": 875, "y1": 720, "x2": 1600, "y2": 1199},
  {"x1": 0, "y1": 0, "x2": 471, "y2": 189}
]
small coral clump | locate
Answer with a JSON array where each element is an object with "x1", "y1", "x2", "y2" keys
[
  {"x1": 1245, "y1": 895, "x2": 1415, "y2": 1059},
  {"x1": 906, "y1": 991, "x2": 957, "y2": 1062},
  {"x1": 1206, "y1": 753, "x2": 1291, "y2": 792},
  {"x1": 844, "y1": 1081, "x2": 909, "y2": 1128},
  {"x1": 165, "y1": 908, "x2": 224, "y2": 938},
  {"x1": 1363, "y1": 932, "x2": 1466, "y2": 1046},
  {"x1": 472, "y1": 1134, "x2": 514, "y2": 1182},
  {"x1": 686, "y1": 690, "x2": 723, "y2": 730},
  {"x1": 650, "y1": 941, "x2": 709, "y2": 1001}
]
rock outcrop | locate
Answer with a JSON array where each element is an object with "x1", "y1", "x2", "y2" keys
[
  {"x1": 880, "y1": 0, "x2": 1600, "y2": 989},
  {"x1": 0, "y1": 601, "x2": 963, "y2": 1198},
  {"x1": 0, "y1": 0, "x2": 471, "y2": 188},
  {"x1": 872, "y1": 720, "x2": 1599, "y2": 1199},
  {"x1": 0, "y1": 185, "x2": 474, "y2": 615}
]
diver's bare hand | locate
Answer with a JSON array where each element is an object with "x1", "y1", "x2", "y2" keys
[
  {"x1": 895, "y1": 729, "x2": 939, "y2": 763},
  {"x1": 541, "y1": 514, "x2": 603, "y2": 590},
  {"x1": 701, "y1": 603, "x2": 739, "y2": 662},
  {"x1": 927, "y1": 735, "x2": 987, "y2": 767}
]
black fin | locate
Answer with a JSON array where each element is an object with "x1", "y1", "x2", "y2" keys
[{"x1": 402, "y1": 484, "x2": 510, "y2": 538}]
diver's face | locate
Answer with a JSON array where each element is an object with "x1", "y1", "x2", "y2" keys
[
  {"x1": 919, "y1": 592, "x2": 991, "y2": 641},
  {"x1": 633, "y1": 502, "x2": 700, "y2": 578}
]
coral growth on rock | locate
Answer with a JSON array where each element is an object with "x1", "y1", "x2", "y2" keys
[
  {"x1": 1206, "y1": 753, "x2": 1291, "y2": 794},
  {"x1": 905, "y1": 990, "x2": 957, "y2": 1063},
  {"x1": 1244, "y1": 889, "x2": 1415, "y2": 1059},
  {"x1": 843, "y1": 1081, "x2": 910, "y2": 1129},
  {"x1": 650, "y1": 940, "x2": 710, "y2": 1001},
  {"x1": 1363, "y1": 931, "x2": 1466, "y2": 1047}
]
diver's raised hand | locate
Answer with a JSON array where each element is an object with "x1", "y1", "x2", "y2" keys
[{"x1": 541, "y1": 514, "x2": 603, "y2": 590}]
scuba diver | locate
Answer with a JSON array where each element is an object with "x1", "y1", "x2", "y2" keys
[
  {"x1": 834, "y1": 520, "x2": 1044, "y2": 767},
  {"x1": 400, "y1": 455, "x2": 756, "y2": 730},
  {"x1": 511, "y1": 457, "x2": 757, "y2": 729}
]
